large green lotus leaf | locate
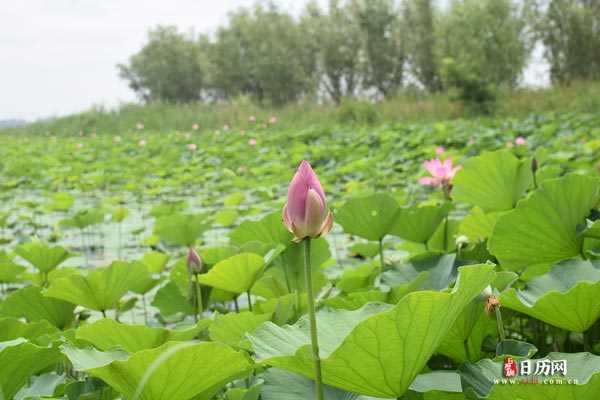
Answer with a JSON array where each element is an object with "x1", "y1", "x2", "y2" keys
[
  {"x1": 209, "y1": 311, "x2": 272, "y2": 350},
  {"x1": 436, "y1": 301, "x2": 496, "y2": 363},
  {"x1": 0, "y1": 339, "x2": 62, "y2": 400},
  {"x1": 61, "y1": 344, "x2": 128, "y2": 370},
  {"x1": 0, "y1": 251, "x2": 25, "y2": 283},
  {"x1": 198, "y1": 253, "x2": 264, "y2": 294},
  {"x1": 229, "y1": 212, "x2": 292, "y2": 246},
  {"x1": 0, "y1": 286, "x2": 75, "y2": 329},
  {"x1": 88, "y1": 341, "x2": 252, "y2": 400},
  {"x1": 154, "y1": 213, "x2": 211, "y2": 246},
  {"x1": 323, "y1": 290, "x2": 388, "y2": 311},
  {"x1": 488, "y1": 175, "x2": 600, "y2": 274},
  {"x1": 0, "y1": 317, "x2": 59, "y2": 344},
  {"x1": 500, "y1": 259, "x2": 600, "y2": 332},
  {"x1": 151, "y1": 280, "x2": 194, "y2": 317},
  {"x1": 382, "y1": 253, "x2": 457, "y2": 291},
  {"x1": 45, "y1": 261, "x2": 146, "y2": 312},
  {"x1": 458, "y1": 207, "x2": 502, "y2": 243},
  {"x1": 459, "y1": 352, "x2": 600, "y2": 399},
  {"x1": 249, "y1": 264, "x2": 495, "y2": 398},
  {"x1": 60, "y1": 209, "x2": 105, "y2": 230},
  {"x1": 200, "y1": 246, "x2": 240, "y2": 266},
  {"x1": 14, "y1": 372, "x2": 65, "y2": 400},
  {"x1": 15, "y1": 241, "x2": 72, "y2": 273},
  {"x1": 77, "y1": 318, "x2": 210, "y2": 353},
  {"x1": 139, "y1": 251, "x2": 170, "y2": 273},
  {"x1": 336, "y1": 193, "x2": 400, "y2": 241},
  {"x1": 391, "y1": 203, "x2": 453, "y2": 244},
  {"x1": 452, "y1": 150, "x2": 532, "y2": 212},
  {"x1": 262, "y1": 369, "x2": 359, "y2": 400}
]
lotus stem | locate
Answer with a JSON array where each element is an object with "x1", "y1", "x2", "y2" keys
[
  {"x1": 303, "y1": 238, "x2": 324, "y2": 400},
  {"x1": 495, "y1": 306, "x2": 506, "y2": 341},
  {"x1": 378, "y1": 238, "x2": 385, "y2": 273},
  {"x1": 194, "y1": 273, "x2": 203, "y2": 321},
  {"x1": 246, "y1": 290, "x2": 253, "y2": 312}
]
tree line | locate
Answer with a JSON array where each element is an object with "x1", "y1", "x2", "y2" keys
[{"x1": 117, "y1": 0, "x2": 600, "y2": 110}]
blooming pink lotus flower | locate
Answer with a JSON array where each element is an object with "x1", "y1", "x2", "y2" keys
[
  {"x1": 269, "y1": 116, "x2": 278, "y2": 124},
  {"x1": 515, "y1": 136, "x2": 526, "y2": 146},
  {"x1": 418, "y1": 158, "x2": 461, "y2": 188},
  {"x1": 283, "y1": 161, "x2": 333, "y2": 241},
  {"x1": 248, "y1": 138, "x2": 257, "y2": 146},
  {"x1": 187, "y1": 143, "x2": 197, "y2": 151},
  {"x1": 248, "y1": 116, "x2": 256, "y2": 123},
  {"x1": 435, "y1": 146, "x2": 445, "y2": 155},
  {"x1": 138, "y1": 139, "x2": 147, "y2": 147},
  {"x1": 192, "y1": 123, "x2": 199, "y2": 131},
  {"x1": 187, "y1": 247, "x2": 203, "y2": 274}
]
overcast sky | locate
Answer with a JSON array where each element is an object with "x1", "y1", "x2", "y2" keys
[{"x1": 0, "y1": 0, "x2": 548, "y2": 121}]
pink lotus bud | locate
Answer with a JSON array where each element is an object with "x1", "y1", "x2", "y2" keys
[
  {"x1": 269, "y1": 116, "x2": 278, "y2": 124},
  {"x1": 435, "y1": 146, "x2": 445, "y2": 155},
  {"x1": 192, "y1": 123, "x2": 199, "y2": 130},
  {"x1": 248, "y1": 138, "x2": 257, "y2": 146},
  {"x1": 282, "y1": 161, "x2": 333, "y2": 241},
  {"x1": 515, "y1": 136, "x2": 526, "y2": 146},
  {"x1": 187, "y1": 247, "x2": 203, "y2": 274},
  {"x1": 138, "y1": 139, "x2": 147, "y2": 147},
  {"x1": 187, "y1": 143, "x2": 197, "y2": 152},
  {"x1": 418, "y1": 158, "x2": 461, "y2": 188},
  {"x1": 248, "y1": 116, "x2": 256, "y2": 123}
]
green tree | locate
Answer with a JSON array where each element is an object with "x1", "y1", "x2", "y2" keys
[
  {"x1": 352, "y1": 0, "x2": 406, "y2": 97},
  {"x1": 403, "y1": 0, "x2": 441, "y2": 91},
  {"x1": 302, "y1": 0, "x2": 363, "y2": 103},
  {"x1": 117, "y1": 26, "x2": 209, "y2": 103},
  {"x1": 211, "y1": 4, "x2": 316, "y2": 105},
  {"x1": 532, "y1": 0, "x2": 600, "y2": 83}
]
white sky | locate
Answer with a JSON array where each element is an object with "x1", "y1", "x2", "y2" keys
[{"x1": 0, "y1": 0, "x2": 547, "y2": 121}]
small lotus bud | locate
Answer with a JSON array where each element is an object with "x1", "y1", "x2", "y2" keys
[
  {"x1": 187, "y1": 247, "x2": 203, "y2": 274},
  {"x1": 515, "y1": 136, "x2": 526, "y2": 146},
  {"x1": 484, "y1": 295, "x2": 500, "y2": 315},
  {"x1": 531, "y1": 158, "x2": 538, "y2": 174},
  {"x1": 282, "y1": 161, "x2": 333, "y2": 241}
]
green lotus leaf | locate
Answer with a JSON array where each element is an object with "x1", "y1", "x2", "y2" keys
[
  {"x1": 452, "y1": 149, "x2": 532, "y2": 212},
  {"x1": 382, "y1": 253, "x2": 457, "y2": 291},
  {"x1": 61, "y1": 344, "x2": 128, "y2": 370},
  {"x1": 336, "y1": 193, "x2": 400, "y2": 241},
  {"x1": 0, "y1": 317, "x2": 59, "y2": 344},
  {"x1": 152, "y1": 280, "x2": 194, "y2": 317},
  {"x1": 14, "y1": 372, "x2": 65, "y2": 400},
  {"x1": 154, "y1": 213, "x2": 210, "y2": 246},
  {"x1": 45, "y1": 261, "x2": 147, "y2": 312},
  {"x1": 459, "y1": 352, "x2": 600, "y2": 399},
  {"x1": 77, "y1": 318, "x2": 210, "y2": 353},
  {"x1": 229, "y1": 211, "x2": 292, "y2": 246},
  {"x1": 488, "y1": 174, "x2": 600, "y2": 274},
  {"x1": 391, "y1": 203, "x2": 453, "y2": 244},
  {"x1": 261, "y1": 369, "x2": 358, "y2": 400},
  {"x1": 0, "y1": 253, "x2": 25, "y2": 283},
  {"x1": 458, "y1": 207, "x2": 502, "y2": 243},
  {"x1": 60, "y1": 208, "x2": 105, "y2": 230},
  {"x1": 437, "y1": 300, "x2": 496, "y2": 363},
  {"x1": 139, "y1": 251, "x2": 170, "y2": 273},
  {"x1": 0, "y1": 339, "x2": 62, "y2": 400},
  {"x1": 88, "y1": 341, "x2": 252, "y2": 400},
  {"x1": 500, "y1": 259, "x2": 600, "y2": 332},
  {"x1": 198, "y1": 253, "x2": 265, "y2": 294},
  {"x1": 249, "y1": 264, "x2": 495, "y2": 398},
  {"x1": 15, "y1": 241, "x2": 73, "y2": 273},
  {"x1": 209, "y1": 311, "x2": 272, "y2": 350},
  {"x1": 0, "y1": 286, "x2": 75, "y2": 329}
]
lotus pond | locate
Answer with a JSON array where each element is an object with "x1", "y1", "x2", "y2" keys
[{"x1": 1, "y1": 112, "x2": 600, "y2": 399}]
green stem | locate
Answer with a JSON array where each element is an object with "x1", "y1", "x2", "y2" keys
[
  {"x1": 142, "y1": 295, "x2": 148, "y2": 325},
  {"x1": 303, "y1": 239, "x2": 324, "y2": 400},
  {"x1": 281, "y1": 256, "x2": 292, "y2": 294},
  {"x1": 495, "y1": 306, "x2": 506, "y2": 341},
  {"x1": 378, "y1": 238, "x2": 385, "y2": 273},
  {"x1": 194, "y1": 273, "x2": 203, "y2": 321},
  {"x1": 233, "y1": 297, "x2": 240, "y2": 313},
  {"x1": 464, "y1": 339, "x2": 471, "y2": 362},
  {"x1": 246, "y1": 291, "x2": 253, "y2": 312}
]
